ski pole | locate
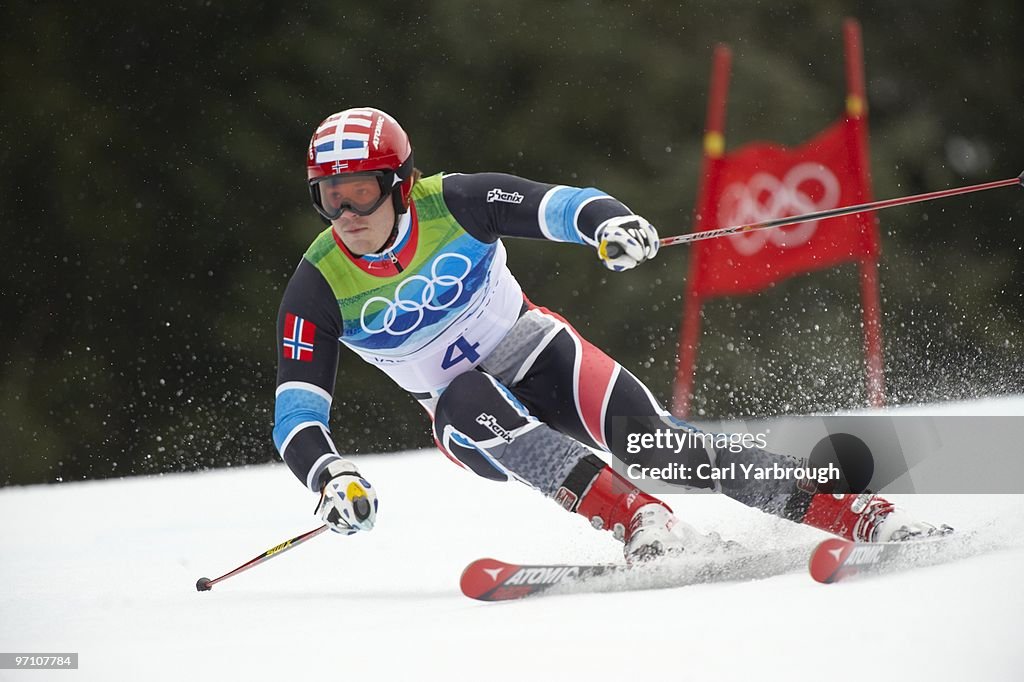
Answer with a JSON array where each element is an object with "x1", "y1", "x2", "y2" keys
[
  {"x1": 196, "y1": 524, "x2": 329, "y2": 591},
  {"x1": 606, "y1": 171, "x2": 1023, "y2": 257}
]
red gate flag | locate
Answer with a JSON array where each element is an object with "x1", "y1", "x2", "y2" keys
[
  {"x1": 690, "y1": 117, "x2": 880, "y2": 297},
  {"x1": 673, "y1": 19, "x2": 885, "y2": 418}
]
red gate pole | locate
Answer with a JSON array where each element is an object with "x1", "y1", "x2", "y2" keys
[
  {"x1": 673, "y1": 44, "x2": 731, "y2": 418},
  {"x1": 844, "y1": 18, "x2": 886, "y2": 408}
]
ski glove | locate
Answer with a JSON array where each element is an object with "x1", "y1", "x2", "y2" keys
[
  {"x1": 314, "y1": 459, "x2": 378, "y2": 534},
  {"x1": 595, "y1": 215, "x2": 660, "y2": 271}
]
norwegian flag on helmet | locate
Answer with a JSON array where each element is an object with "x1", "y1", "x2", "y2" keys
[
  {"x1": 313, "y1": 110, "x2": 375, "y2": 165},
  {"x1": 282, "y1": 313, "x2": 316, "y2": 361}
]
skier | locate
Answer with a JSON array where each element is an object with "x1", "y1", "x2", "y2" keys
[{"x1": 274, "y1": 107, "x2": 944, "y2": 561}]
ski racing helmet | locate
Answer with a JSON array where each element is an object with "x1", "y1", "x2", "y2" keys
[{"x1": 306, "y1": 107, "x2": 415, "y2": 223}]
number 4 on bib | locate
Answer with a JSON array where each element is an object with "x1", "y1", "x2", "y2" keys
[{"x1": 442, "y1": 336, "x2": 481, "y2": 369}]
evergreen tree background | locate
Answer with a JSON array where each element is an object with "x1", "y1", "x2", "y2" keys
[{"x1": 2, "y1": 1, "x2": 1022, "y2": 484}]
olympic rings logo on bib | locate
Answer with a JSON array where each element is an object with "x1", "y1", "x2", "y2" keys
[{"x1": 359, "y1": 253, "x2": 473, "y2": 336}]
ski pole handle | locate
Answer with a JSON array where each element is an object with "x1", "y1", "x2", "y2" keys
[{"x1": 603, "y1": 242, "x2": 625, "y2": 259}]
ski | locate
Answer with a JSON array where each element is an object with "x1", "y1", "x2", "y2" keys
[
  {"x1": 461, "y1": 559, "x2": 624, "y2": 601},
  {"x1": 461, "y1": 546, "x2": 810, "y2": 601},
  {"x1": 809, "y1": 532, "x2": 971, "y2": 584}
]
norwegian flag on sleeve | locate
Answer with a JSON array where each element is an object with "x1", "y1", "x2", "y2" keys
[{"x1": 282, "y1": 313, "x2": 316, "y2": 361}]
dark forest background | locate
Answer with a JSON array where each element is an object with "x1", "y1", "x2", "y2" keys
[{"x1": 2, "y1": 1, "x2": 1022, "y2": 485}]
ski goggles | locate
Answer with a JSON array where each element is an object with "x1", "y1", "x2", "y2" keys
[{"x1": 310, "y1": 171, "x2": 392, "y2": 220}]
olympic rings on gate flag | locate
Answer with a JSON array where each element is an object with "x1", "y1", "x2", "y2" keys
[
  {"x1": 359, "y1": 253, "x2": 474, "y2": 336},
  {"x1": 717, "y1": 163, "x2": 841, "y2": 256}
]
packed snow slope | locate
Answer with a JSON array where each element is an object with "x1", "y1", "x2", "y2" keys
[{"x1": 2, "y1": 397, "x2": 1024, "y2": 682}]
